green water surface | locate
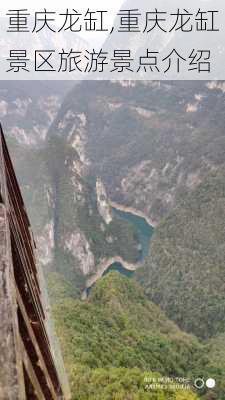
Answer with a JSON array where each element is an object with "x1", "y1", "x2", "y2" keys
[{"x1": 86, "y1": 207, "x2": 154, "y2": 295}]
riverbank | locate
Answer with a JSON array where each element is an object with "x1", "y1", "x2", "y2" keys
[
  {"x1": 82, "y1": 256, "x2": 140, "y2": 299},
  {"x1": 109, "y1": 201, "x2": 157, "y2": 228},
  {"x1": 82, "y1": 201, "x2": 155, "y2": 299}
]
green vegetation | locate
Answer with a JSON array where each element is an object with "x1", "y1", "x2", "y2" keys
[
  {"x1": 50, "y1": 81, "x2": 225, "y2": 222},
  {"x1": 49, "y1": 272, "x2": 225, "y2": 399},
  {"x1": 69, "y1": 366, "x2": 199, "y2": 400},
  {"x1": 8, "y1": 132, "x2": 141, "y2": 297},
  {"x1": 6, "y1": 80, "x2": 225, "y2": 399},
  {"x1": 136, "y1": 170, "x2": 225, "y2": 340},
  {"x1": 47, "y1": 272, "x2": 80, "y2": 300},
  {"x1": 52, "y1": 272, "x2": 202, "y2": 375},
  {"x1": 44, "y1": 134, "x2": 140, "y2": 295},
  {"x1": 77, "y1": 200, "x2": 140, "y2": 264}
]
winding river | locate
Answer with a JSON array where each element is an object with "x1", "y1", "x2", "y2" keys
[{"x1": 83, "y1": 205, "x2": 154, "y2": 299}]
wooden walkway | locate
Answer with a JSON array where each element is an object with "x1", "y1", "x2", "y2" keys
[{"x1": 0, "y1": 125, "x2": 68, "y2": 399}]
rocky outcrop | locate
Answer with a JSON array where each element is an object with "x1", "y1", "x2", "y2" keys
[
  {"x1": 96, "y1": 178, "x2": 112, "y2": 224},
  {"x1": 37, "y1": 222, "x2": 54, "y2": 266},
  {"x1": 0, "y1": 82, "x2": 70, "y2": 146},
  {"x1": 110, "y1": 200, "x2": 156, "y2": 228},
  {"x1": 64, "y1": 231, "x2": 95, "y2": 276},
  {"x1": 82, "y1": 255, "x2": 140, "y2": 299}
]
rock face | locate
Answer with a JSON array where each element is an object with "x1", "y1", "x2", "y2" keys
[
  {"x1": 37, "y1": 221, "x2": 55, "y2": 266},
  {"x1": 96, "y1": 177, "x2": 112, "y2": 224},
  {"x1": 47, "y1": 80, "x2": 225, "y2": 226},
  {"x1": 6, "y1": 107, "x2": 140, "y2": 296},
  {"x1": 4, "y1": 79, "x2": 225, "y2": 298},
  {"x1": 0, "y1": 81, "x2": 72, "y2": 146},
  {"x1": 64, "y1": 231, "x2": 95, "y2": 276}
]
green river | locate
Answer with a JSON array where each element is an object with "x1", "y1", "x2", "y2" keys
[{"x1": 86, "y1": 207, "x2": 154, "y2": 296}]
